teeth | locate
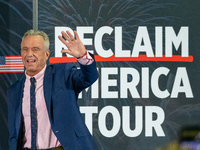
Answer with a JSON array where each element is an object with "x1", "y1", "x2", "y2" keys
[{"x1": 27, "y1": 60, "x2": 35, "y2": 62}]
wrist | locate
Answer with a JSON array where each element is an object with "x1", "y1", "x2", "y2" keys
[{"x1": 77, "y1": 51, "x2": 87, "y2": 59}]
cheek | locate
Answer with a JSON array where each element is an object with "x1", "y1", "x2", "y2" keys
[
  {"x1": 38, "y1": 55, "x2": 47, "y2": 64},
  {"x1": 21, "y1": 52, "x2": 25, "y2": 58},
  {"x1": 21, "y1": 55, "x2": 26, "y2": 62},
  {"x1": 21, "y1": 52, "x2": 28, "y2": 59}
]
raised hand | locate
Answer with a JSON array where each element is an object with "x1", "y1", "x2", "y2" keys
[{"x1": 58, "y1": 30, "x2": 87, "y2": 59}]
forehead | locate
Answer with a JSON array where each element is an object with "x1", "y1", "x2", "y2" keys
[{"x1": 21, "y1": 35, "x2": 45, "y2": 48}]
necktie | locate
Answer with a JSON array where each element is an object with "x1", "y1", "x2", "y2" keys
[{"x1": 30, "y1": 77, "x2": 37, "y2": 149}]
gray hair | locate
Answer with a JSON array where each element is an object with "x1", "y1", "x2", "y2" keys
[{"x1": 22, "y1": 29, "x2": 50, "y2": 51}]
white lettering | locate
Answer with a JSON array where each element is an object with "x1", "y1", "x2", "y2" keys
[
  {"x1": 80, "y1": 106, "x2": 98, "y2": 135},
  {"x1": 151, "y1": 67, "x2": 170, "y2": 98},
  {"x1": 115, "y1": 27, "x2": 131, "y2": 57},
  {"x1": 81, "y1": 106, "x2": 165, "y2": 137},
  {"x1": 101, "y1": 68, "x2": 118, "y2": 98},
  {"x1": 98, "y1": 106, "x2": 121, "y2": 137},
  {"x1": 171, "y1": 67, "x2": 193, "y2": 98},
  {"x1": 95, "y1": 26, "x2": 113, "y2": 57},
  {"x1": 132, "y1": 26, "x2": 154, "y2": 57},
  {"x1": 145, "y1": 106, "x2": 165, "y2": 136},
  {"x1": 122, "y1": 106, "x2": 143, "y2": 137},
  {"x1": 55, "y1": 26, "x2": 189, "y2": 58},
  {"x1": 165, "y1": 27, "x2": 189, "y2": 57},
  {"x1": 120, "y1": 68, "x2": 140, "y2": 98}
]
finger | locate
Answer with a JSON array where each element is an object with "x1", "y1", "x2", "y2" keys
[
  {"x1": 61, "y1": 49, "x2": 73, "y2": 57},
  {"x1": 66, "y1": 30, "x2": 75, "y2": 41},
  {"x1": 58, "y1": 35, "x2": 69, "y2": 47},
  {"x1": 61, "y1": 49, "x2": 69, "y2": 53},
  {"x1": 74, "y1": 31, "x2": 80, "y2": 40},
  {"x1": 61, "y1": 31, "x2": 72, "y2": 43}
]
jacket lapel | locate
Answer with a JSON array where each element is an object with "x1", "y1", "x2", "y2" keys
[
  {"x1": 15, "y1": 76, "x2": 26, "y2": 138},
  {"x1": 43, "y1": 65, "x2": 53, "y2": 122}
]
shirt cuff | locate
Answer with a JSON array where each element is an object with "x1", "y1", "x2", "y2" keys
[{"x1": 77, "y1": 51, "x2": 94, "y2": 65}]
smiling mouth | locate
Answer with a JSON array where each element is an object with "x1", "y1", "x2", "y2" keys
[{"x1": 27, "y1": 60, "x2": 36, "y2": 63}]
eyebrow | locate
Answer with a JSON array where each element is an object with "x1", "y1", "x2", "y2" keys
[
  {"x1": 32, "y1": 47, "x2": 40, "y2": 49},
  {"x1": 21, "y1": 47, "x2": 40, "y2": 50},
  {"x1": 21, "y1": 47, "x2": 28, "y2": 50}
]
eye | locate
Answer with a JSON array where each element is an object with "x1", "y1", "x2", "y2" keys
[
  {"x1": 22, "y1": 48, "x2": 28, "y2": 51},
  {"x1": 32, "y1": 48, "x2": 39, "y2": 51}
]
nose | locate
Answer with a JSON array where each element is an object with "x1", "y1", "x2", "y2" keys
[{"x1": 27, "y1": 49, "x2": 34, "y2": 57}]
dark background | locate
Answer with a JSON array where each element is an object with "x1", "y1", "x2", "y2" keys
[{"x1": 0, "y1": 0, "x2": 200, "y2": 149}]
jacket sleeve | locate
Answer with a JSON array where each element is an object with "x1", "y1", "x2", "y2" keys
[{"x1": 65, "y1": 53, "x2": 98, "y2": 94}]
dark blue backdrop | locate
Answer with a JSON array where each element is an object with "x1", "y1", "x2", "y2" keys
[{"x1": 0, "y1": 0, "x2": 200, "y2": 150}]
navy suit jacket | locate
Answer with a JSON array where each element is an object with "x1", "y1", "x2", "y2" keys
[{"x1": 7, "y1": 59, "x2": 98, "y2": 150}]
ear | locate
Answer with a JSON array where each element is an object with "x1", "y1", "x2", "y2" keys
[{"x1": 45, "y1": 50, "x2": 51, "y2": 60}]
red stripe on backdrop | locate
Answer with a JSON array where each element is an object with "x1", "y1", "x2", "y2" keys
[
  {"x1": 49, "y1": 55, "x2": 194, "y2": 63},
  {"x1": 0, "y1": 71, "x2": 24, "y2": 73}
]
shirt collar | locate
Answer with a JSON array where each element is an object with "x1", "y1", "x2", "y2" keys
[{"x1": 25, "y1": 65, "x2": 46, "y2": 81}]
